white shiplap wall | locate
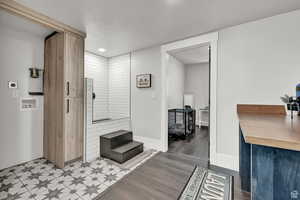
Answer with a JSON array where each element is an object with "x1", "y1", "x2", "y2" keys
[
  {"x1": 85, "y1": 79, "x2": 131, "y2": 162},
  {"x1": 84, "y1": 52, "x2": 109, "y2": 121},
  {"x1": 108, "y1": 54, "x2": 131, "y2": 119},
  {"x1": 84, "y1": 53, "x2": 131, "y2": 161}
]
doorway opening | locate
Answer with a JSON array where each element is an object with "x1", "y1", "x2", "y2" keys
[
  {"x1": 166, "y1": 45, "x2": 210, "y2": 162},
  {"x1": 161, "y1": 32, "x2": 218, "y2": 166}
]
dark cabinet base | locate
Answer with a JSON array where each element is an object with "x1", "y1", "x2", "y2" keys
[{"x1": 240, "y1": 128, "x2": 300, "y2": 200}]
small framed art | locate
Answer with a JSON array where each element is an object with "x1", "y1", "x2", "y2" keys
[{"x1": 136, "y1": 74, "x2": 152, "y2": 88}]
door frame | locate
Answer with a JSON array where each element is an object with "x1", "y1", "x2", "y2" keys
[{"x1": 160, "y1": 32, "x2": 218, "y2": 165}]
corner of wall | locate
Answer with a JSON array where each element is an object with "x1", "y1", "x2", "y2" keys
[
  {"x1": 133, "y1": 135, "x2": 163, "y2": 152},
  {"x1": 211, "y1": 153, "x2": 239, "y2": 172}
]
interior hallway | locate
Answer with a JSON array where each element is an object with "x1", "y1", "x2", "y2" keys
[{"x1": 168, "y1": 127, "x2": 209, "y2": 162}]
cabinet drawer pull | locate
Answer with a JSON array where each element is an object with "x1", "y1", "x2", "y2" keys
[
  {"x1": 67, "y1": 82, "x2": 70, "y2": 96},
  {"x1": 67, "y1": 99, "x2": 70, "y2": 113}
]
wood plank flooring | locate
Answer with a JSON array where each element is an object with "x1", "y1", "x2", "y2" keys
[
  {"x1": 168, "y1": 126, "x2": 250, "y2": 200},
  {"x1": 95, "y1": 152, "x2": 250, "y2": 200},
  {"x1": 168, "y1": 126, "x2": 209, "y2": 161}
]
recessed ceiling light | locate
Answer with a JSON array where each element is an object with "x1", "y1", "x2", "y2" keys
[
  {"x1": 98, "y1": 48, "x2": 106, "y2": 52},
  {"x1": 166, "y1": 0, "x2": 182, "y2": 5}
]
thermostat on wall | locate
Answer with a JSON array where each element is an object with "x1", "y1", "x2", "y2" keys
[{"x1": 8, "y1": 81, "x2": 18, "y2": 89}]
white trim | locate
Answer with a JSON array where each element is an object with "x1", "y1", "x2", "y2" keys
[
  {"x1": 133, "y1": 136, "x2": 163, "y2": 151},
  {"x1": 211, "y1": 154, "x2": 239, "y2": 171},
  {"x1": 161, "y1": 32, "x2": 226, "y2": 168}
]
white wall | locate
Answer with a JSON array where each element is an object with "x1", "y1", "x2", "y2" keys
[
  {"x1": 85, "y1": 47, "x2": 163, "y2": 160},
  {"x1": 87, "y1": 10, "x2": 300, "y2": 166},
  {"x1": 167, "y1": 55, "x2": 185, "y2": 109},
  {"x1": 108, "y1": 54, "x2": 131, "y2": 119},
  {"x1": 217, "y1": 10, "x2": 300, "y2": 158},
  {"x1": 0, "y1": 24, "x2": 44, "y2": 170},
  {"x1": 85, "y1": 53, "x2": 131, "y2": 161},
  {"x1": 85, "y1": 52, "x2": 109, "y2": 121},
  {"x1": 85, "y1": 53, "x2": 130, "y2": 121},
  {"x1": 131, "y1": 47, "x2": 162, "y2": 142},
  {"x1": 185, "y1": 63, "x2": 209, "y2": 124}
]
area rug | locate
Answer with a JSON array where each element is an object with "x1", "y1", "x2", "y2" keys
[{"x1": 179, "y1": 166, "x2": 233, "y2": 200}]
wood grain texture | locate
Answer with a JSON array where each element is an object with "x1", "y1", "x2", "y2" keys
[
  {"x1": 168, "y1": 127, "x2": 209, "y2": 161},
  {"x1": 64, "y1": 97, "x2": 84, "y2": 162},
  {"x1": 96, "y1": 152, "x2": 250, "y2": 200},
  {"x1": 97, "y1": 153, "x2": 202, "y2": 200},
  {"x1": 64, "y1": 32, "x2": 84, "y2": 162},
  {"x1": 44, "y1": 33, "x2": 65, "y2": 168},
  {"x1": 64, "y1": 32, "x2": 84, "y2": 98},
  {"x1": 44, "y1": 32, "x2": 84, "y2": 167},
  {"x1": 55, "y1": 33, "x2": 65, "y2": 168},
  {"x1": 237, "y1": 104, "x2": 286, "y2": 115},
  {"x1": 0, "y1": 0, "x2": 86, "y2": 37},
  {"x1": 238, "y1": 105, "x2": 300, "y2": 151}
]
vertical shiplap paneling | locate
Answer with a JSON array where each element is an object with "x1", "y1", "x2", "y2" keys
[
  {"x1": 85, "y1": 53, "x2": 131, "y2": 162},
  {"x1": 84, "y1": 52, "x2": 109, "y2": 121},
  {"x1": 108, "y1": 54, "x2": 131, "y2": 119},
  {"x1": 85, "y1": 79, "x2": 131, "y2": 161}
]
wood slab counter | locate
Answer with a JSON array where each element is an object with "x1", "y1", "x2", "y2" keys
[
  {"x1": 238, "y1": 112, "x2": 300, "y2": 151},
  {"x1": 238, "y1": 104, "x2": 300, "y2": 200}
]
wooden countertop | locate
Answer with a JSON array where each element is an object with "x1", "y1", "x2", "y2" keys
[{"x1": 238, "y1": 105, "x2": 300, "y2": 151}]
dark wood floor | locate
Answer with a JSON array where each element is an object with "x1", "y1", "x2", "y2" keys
[
  {"x1": 168, "y1": 126, "x2": 209, "y2": 161},
  {"x1": 210, "y1": 165, "x2": 251, "y2": 200},
  {"x1": 96, "y1": 152, "x2": 250, "y2": 200},
  {"x1": 168, "y1": 127, "x2": 250, "y2": 200}
]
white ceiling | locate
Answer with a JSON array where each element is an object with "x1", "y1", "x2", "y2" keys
[
  {"x1": 15, "y1": 0, "x2": 300, "y2": 57},
  {"x1": 0, "y1": 9, "x2": 53, "y2": 38},
  {"x1": 169, "y1": 45, "x2": 209, "y2": 65}
]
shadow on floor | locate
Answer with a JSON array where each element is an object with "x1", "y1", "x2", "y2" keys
[{"x1": 168, "y1": 126, "x2": 209, "y2": 162}]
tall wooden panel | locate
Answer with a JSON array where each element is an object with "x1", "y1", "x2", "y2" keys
[
  {"x1": 64, "y1": 32, "x2": 84, "y2": 162},
  {"x1": 65, "y1": 32, "x2": 84, "y2": 98},
  {"x1": 44, "y1": 33, "x2": 65, "y2": 168},
  {"x1": 44, "y1": 32, "x2": 84, "y2": 167},
  {"x1": 65, "y1": 98, "x2": 84, "y2": 161}
]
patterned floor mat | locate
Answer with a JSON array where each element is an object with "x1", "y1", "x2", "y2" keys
[{"x1": 179, "y1": 166, "x2": 233, "y2": 200}]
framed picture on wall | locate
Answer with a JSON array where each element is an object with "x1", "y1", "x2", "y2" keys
[{"x1": 136, "y1": 74, "x2": 152, "y2": 88}]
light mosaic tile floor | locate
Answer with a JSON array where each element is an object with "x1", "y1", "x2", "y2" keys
[{"x1": 0, "y1": 150, "x2": 157, "y2": 200}]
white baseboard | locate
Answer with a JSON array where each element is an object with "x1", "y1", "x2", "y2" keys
[
  {"x1": 133, "y1": 135, "x2": 163, "y2": 151},
  {"x1": 134, "y1": 135, "x2": 239, "y2": 172},
  {"x1": 211, "y1": 153, "x2": 239, "y2": 172}
]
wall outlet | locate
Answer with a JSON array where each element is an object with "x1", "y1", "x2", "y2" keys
[
  {"x1": 291, "y1": 190, "x2": 299, "y2": 199},
  {"x1": 20, "y1": 98, "x2": 38, "y2": 111}
]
